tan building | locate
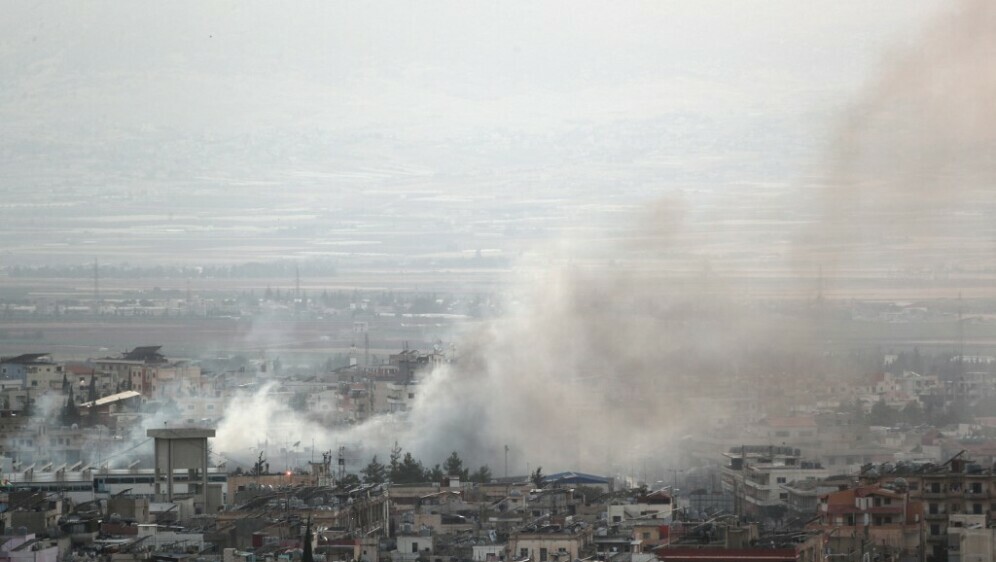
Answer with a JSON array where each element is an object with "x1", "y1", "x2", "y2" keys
[
  {"x1": 1, "y1": 354, "x2": 63, "y2": 390},
  {"x1": 803, "y1": 485, "x2": 923, "y2": 562},
  {"x1": 507, "y1": 525, "x2": 593, "y2": 562},
  {"x1": 948, "y1": 514, "x2": 995, "y2": 562},
  {"x1": 865, "y1": 456, "x2": 996, "y2": 562}
]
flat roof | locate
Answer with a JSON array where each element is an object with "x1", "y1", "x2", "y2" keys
[
  {"x1": 147, "y1": 428, "x2": 215, "y2": 439},
  {"x1": 81, "y1": 390, "x2": 141, "y2": 408}
]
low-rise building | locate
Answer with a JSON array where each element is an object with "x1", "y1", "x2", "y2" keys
[
  {"x1": 0, "y1": 532, "x2": 60, "y2": 562},
  {"x1": 394, "y1": 533, "x2": 434, "y2": 562},
  {"x1": 608, "y1": 490, "x2": 673, "y2": 525},
  {"x1": 948, "y1": 514, "x2": 995, "y2": 562},
  {"x1": 507, "y1": 524, "x2": 592, "y2": 562}
]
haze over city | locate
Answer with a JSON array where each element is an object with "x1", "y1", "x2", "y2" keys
[{"x1": 0, "y1": 3, "x2": 994, "y2": 562}]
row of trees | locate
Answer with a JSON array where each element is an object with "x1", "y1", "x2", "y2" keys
[
  {"x1": 61, "y1": 371, "x2": 102, "y2": 427},
  {"x1": 864, "y1": 397, "x2": 989, "y2": 428},
  {"x1": 359, "y1": 447, "x2": 493, "y2": 485}
]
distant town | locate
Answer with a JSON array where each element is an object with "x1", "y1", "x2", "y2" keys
[
  {"x1": 0, "y1": 335, "x2": 992, "y2": 562},
  {"x1": 3, "y1": 3, "x2": 994, "y2": 562}
]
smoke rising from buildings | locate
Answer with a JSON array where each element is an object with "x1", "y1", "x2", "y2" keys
[
  {"x1": 212, "y1": 1, "x2": 996, "y2": 477},
  {"x1": 9, "y1": 1, "x2": 990, "y2": 483},
  {"x1": 207, "y1": 212, "x2": 824, "y2": 477}
]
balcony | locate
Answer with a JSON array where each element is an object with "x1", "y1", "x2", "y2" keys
[{"x1": 924, "y1": 511, "x2": 947, "y2": 520}]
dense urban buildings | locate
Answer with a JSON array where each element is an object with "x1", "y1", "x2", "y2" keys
[{"x1": 0, "y1": 339, "x2": 989, "y2": 562}]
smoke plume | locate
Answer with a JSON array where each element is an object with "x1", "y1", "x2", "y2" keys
[
  {"x1": 801, "y1": 0, "x2": 996, "y2": 274},
  {"x1": 217, "y1": 1, "x2": 996, "y2": 478}
]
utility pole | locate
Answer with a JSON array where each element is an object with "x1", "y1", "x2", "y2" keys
[
  {"x1": 504, "y1": 445, "x2": 509, "y2": 478},
  {"x1": 295, "y1": 265, "x2": 302, "y2": 317},
  {"x1": 93, "y1": 258, "x2": 100, "y2": 318}
]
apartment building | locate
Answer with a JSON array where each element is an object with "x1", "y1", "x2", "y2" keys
[
  {"x1": 808, "y1": 485, "x2": 923, "y2": 560},
  {"x1": 721, "y1": 446, "x2": 829, "y2": 518}
]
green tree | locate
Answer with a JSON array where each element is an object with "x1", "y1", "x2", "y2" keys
[
  {"x1": 901, "y1": 401, "x2": 925, "y2": 424},
  {"x1": 361, "y1": 455, "x2": 387, "y2": 484},
  {"x1": 339, "y1": 473, "x2": 361, "y2": 487},
  {"x1": 531, "y1": 466, "x2": 544, "y2": 489},
  {"x1": 470, "y1": 465, "x2": 493, "y2": 484},
  {"x1": 444, "y1": 451, "x2": 469, "y2": 480},
  {"x1": 396, "y1": 453, "x2": 427, "y2": 484},
  {"x1": 389, "y1": 442, "x2": 402, "y2": 481},
  {"x1": 868, "y1": 399, "x2": 898, "y2": 426},
  {"x1": 88, "y1": 372, "x2": 99, "y2": 426},
  {"x1": 62, "y1": 386, "x2": 81, "y2": 426},
  {"x1": 427, "y1": 464, "x2": 445, "y2": 482}
]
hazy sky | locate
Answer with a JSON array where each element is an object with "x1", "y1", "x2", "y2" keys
[
  {"x1": 0, "y1": 1, "x2": 957, "y2": 269},
  {"x1": 2, "y1": 2, "x2": 943, "y2": 139}
]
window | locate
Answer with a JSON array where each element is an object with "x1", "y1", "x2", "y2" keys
[
  {"x1": 776, "y1": 477, "x2": 786, "y2": 484},
  {"x1": 930, "y1": 524, "x2": 940, "y2": 536},
  {"x1": 973, "y1": 504, "x2": 983, "y2": 514},
  {"x1": 642, "y1": 532, "x2": 651, "y2": 540},
  {"x1": 520, "y1": 549, "x2": 528, "y2": 558},
  {"x1": 540, "y1": 548, "x2": 547, "y2": 561},
  {"x1": 411, "y1": 542, "x2": 419, "y2": 553}
]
